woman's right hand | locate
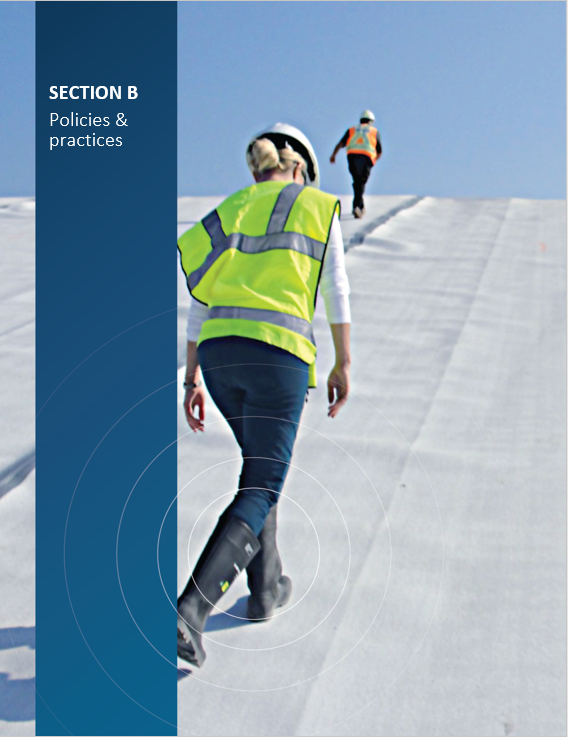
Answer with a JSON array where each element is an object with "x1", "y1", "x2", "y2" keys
[
  {"x1": 328, "y1": 323, "x2": 351, "y2": 417},
  {"x1": 327, "y1": 362, "x2": 350, "y2": 418},
  {"x1": 184, "y1": 386, "x2": 206, "y2": 432}
]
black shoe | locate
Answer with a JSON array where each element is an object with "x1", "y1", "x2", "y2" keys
[
  {"x1": 177, "y1": 515, "x2": 260, "y2": 667},
  {"x1": 246, "y1": 506, "x2": 292, "y2": 621}
]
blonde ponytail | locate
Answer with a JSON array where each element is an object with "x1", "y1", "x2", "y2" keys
[{"x1": 246, "y1": 138, "x2": 307, "y2": 179}]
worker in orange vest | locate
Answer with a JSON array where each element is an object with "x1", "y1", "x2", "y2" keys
[{"x1": 330, "y1": 110, "x2": 382, "y2": 219}]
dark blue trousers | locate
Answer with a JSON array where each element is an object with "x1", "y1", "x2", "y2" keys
[{"x1": 197, "y1": 336, "x2": 309, "y2": 536}]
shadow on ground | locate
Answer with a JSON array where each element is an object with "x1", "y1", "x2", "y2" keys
[
  {"x1": 0, "y1": 450, "x2": 35, "y2": 501},
  {"x1": 0, "y1": 626, "x2": 35, "y2": 722},
  {"x1": 177, "y1": 667, "x2": 192, "y2": 682},
  {"x1": 205, "y1": 596, "x2": 254, "y2": 633}
]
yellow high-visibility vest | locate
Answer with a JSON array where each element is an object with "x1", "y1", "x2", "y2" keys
[
  {"x1": 178, "y1": 181, "x2": 340, "y2": 387},
  {"x1": 346, "y1": 124, "x2": 379, "y2": 164}
]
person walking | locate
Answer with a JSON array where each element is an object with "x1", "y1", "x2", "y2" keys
[
  {"x1": 330, "y1": 110, "x2": 382, "y2": 219},
  {"x1": 176, "y1": 123, "x2": 352, "y2": 668}
]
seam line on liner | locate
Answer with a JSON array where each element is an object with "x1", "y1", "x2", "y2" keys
[{"x1": 346, "y1": 196, "x2": 424, "y2": 250}]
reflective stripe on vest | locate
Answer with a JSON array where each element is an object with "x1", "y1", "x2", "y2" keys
[
  {"x1": 178, "y1": 181, "x2": 340, "y2": 387},
  {"x1": 266, "y1": 181, "x2": 303, "y2": 232},
  {"x1": 187, "y1": 183, "x2": 327, "y2": 291},
  {"x1": 208, "y1": 306, "x2": 315, "y2": 345},
  {"x1": 346, "y1": 124, "x2": 378, "y2": 164},
  {"x1": 188, "y1": 231, "x2": 326, "y2": 291}
]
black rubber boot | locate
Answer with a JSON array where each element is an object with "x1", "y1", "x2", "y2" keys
[
  {"x1": 246, "y1": 505, "x2": 292, "y2": 621},
  {"x1": 177, "y1": 515, "x2": 260, "y2": 667}
]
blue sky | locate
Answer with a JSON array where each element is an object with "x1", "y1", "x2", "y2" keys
[
  {"x1": 0, "y1": 3, "x2": 565, "y2": 199},
  {"x1": 178, "y1": 1, "x2": 565, "y2": 199},
  {"x1": 0, "y1": 3, "x2": 34, "y2": 196}
]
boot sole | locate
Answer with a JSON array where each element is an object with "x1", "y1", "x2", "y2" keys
[{"x1": 177, "y1": 616, "x2": 206, "y2": 667}]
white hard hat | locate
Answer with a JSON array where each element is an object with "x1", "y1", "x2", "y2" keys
[
  {"x1": 360, "y1": 110, "x2": 375, "y2": 122},
  {"x1": 246, "y1": 122, "x2": 320, "y2": 188}
]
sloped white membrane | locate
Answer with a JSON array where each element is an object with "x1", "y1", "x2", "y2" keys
[
  {"x1": 0, "y1": 199, "x2": 35, "y2": 736},
  {"x1": 0, "y1": 194, "x2": 564, "y2": 736},
  {"x1": 177, "y1": 195, "x2": 566, "y2": 736}
]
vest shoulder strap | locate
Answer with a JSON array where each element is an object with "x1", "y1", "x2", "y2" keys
[{"x1": 266, "y1": 183, "x2": 303, "y2": 233}]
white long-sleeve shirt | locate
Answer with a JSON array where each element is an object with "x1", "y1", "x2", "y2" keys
[{"x1": 185, "y1": 213, "x2": 350, "y2": 341}]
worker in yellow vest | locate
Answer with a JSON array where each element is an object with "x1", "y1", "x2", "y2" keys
[
  {"x1": 330, "y1": 110, "x2": 382, "y2": 219},
  {"x1": 177, "y1": 123, "x2": 352, "y2": 667}
]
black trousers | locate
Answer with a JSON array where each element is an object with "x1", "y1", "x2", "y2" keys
[{"x1": 348, "y1": 153, "x2": 374, "y2": 211}]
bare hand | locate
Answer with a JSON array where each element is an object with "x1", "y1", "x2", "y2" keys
[
  {"x1": 327, "y1": 363, "x2": 350, "y2": 418},
  {"x1": 184, "y1": 387, "x2": 206, "y2": 432},
  {"x1": 329, "y1": 155, "x2": 336, "y2": 164}
]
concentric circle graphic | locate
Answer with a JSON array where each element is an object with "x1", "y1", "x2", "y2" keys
[{"x1": 30, "y1": 301, "x2": 512, "y2": 736}]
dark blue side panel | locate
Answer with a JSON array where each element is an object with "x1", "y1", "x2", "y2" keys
[{"x1": 36, "y1": 3, "x2": 177, "y2": 734}]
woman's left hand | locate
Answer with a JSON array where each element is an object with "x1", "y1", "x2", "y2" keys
[{"x1": 184, "y1": 386, "x2": 206, "y2": 432}]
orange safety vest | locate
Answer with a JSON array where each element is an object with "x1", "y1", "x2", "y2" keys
[{"x1": 346, "y1": 124, "x2": 379, "y2": 164}]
